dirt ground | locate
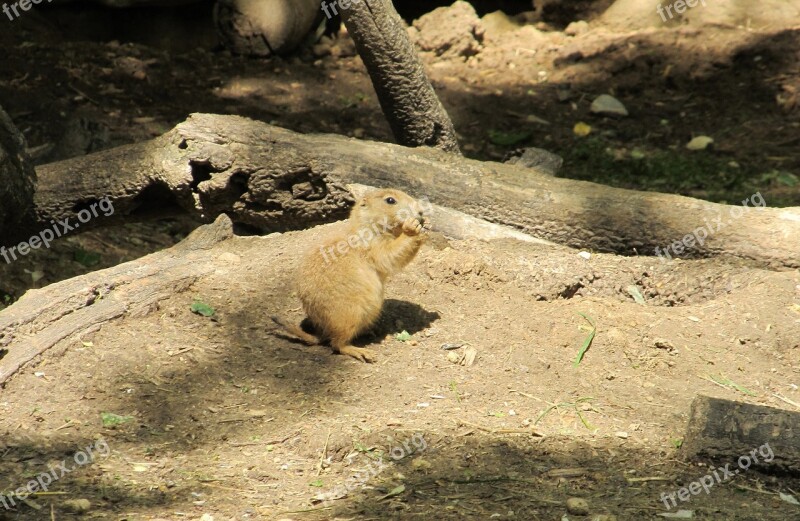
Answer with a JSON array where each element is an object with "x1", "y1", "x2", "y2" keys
[{"x1": 0, "y1": 1, "x2": 799, "y2": 520}]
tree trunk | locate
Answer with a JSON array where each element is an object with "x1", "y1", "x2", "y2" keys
[
  {"x1": 339, "y1": 0, "x2": 461, "y2": 154},
  {"x1": 214, "y1": 0, "x2": 322, "y2": 57},
  {"x1": 682, "y1": 395, "x2": 800, "y2": 474},
  {"x1": 3, "y1": 113, "x2": 799, "y2": 269},
  {"x1": 0, "y1": 105, "x2": 37, "y2": 233}
]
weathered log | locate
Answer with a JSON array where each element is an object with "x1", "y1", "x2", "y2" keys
[
  {"x1": 0, "y1": 214, "x2": 234, "y2": 385},
  {"x1": 340, "y1": 0, "x2": 461, "y2": 154},
  {"x1": 4, "y1": 113, "x2": 799, "y2": 269},
  {"x1": 682, "y1": 395, "x2": 800, "y2": 474}
]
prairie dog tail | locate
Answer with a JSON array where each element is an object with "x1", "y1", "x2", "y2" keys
[{"x1": 270, "y1": 315, "x2": 320, "y2": 345}]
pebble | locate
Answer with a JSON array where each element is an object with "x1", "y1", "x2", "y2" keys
[
  {"x1": 62, "y1": 499, "x2": 91, "y2": 513},
  {"x1": 686, "y1": 136, "x2": 714, "y2": 150},
  {"x1": 566, "y1": 497, "x2": 590, "y2": 515},
  {"x1": 590, "y1": 94, "x2": 628, "y2": 117}
]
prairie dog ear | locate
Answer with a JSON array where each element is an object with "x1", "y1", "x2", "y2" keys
[{"x1": 358, "y1": 197, "x2": 368, "y2": 207}]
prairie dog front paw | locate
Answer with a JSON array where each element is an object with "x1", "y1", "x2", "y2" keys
[{"x1": 402, "y1": 217, "x2": 425, "y2": 236}]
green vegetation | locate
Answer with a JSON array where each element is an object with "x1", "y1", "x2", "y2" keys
[{"x1": 555, "y1": 137, "x2": 798, "y2": 206}]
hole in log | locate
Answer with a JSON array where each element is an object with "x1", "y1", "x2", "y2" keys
[
  {"x1": 189, "y1": 160, "x2": 214, "y2": 192},
  {"x1": 230, "y1": 172, "x2": 250, "y2": 200},
  {"x1": 130, "y1": 181, "x2": 181, "y2": 218},
  {"x1": 232, "y1": 221, "x2": 264, "y2": 237}
]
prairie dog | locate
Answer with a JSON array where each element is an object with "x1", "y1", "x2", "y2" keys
[{"x1": 272, "y1": 188, "x2": 429, "y2": 362}]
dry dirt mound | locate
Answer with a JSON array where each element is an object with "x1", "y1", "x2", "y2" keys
[
  {"x1": 600, "y1": 0, "x2": 800, "y2": 30},
  {"x1": 0, "y1": 218, "x2": 798, "y2": 519}
]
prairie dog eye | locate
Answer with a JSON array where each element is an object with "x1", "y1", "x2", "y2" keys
[{"x1": 385, "y1": 197, "x2": 397, "y2": 205}]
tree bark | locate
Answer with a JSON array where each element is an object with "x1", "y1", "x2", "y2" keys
[
  {"x1": 3, "y1": 113, "x2": 799, "y2": 269},
  {"x1": 682, "y1": 395, "x2": 800, "y2": 474},
  {"x1": 339, "y1": 0, "x2": 461, "y2": 154},
  {"x1": 0, "y1": 105, "x2": 37, "y2": 233}
]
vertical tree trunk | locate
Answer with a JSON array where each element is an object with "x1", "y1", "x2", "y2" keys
[{"x1": 339, "y1": 0, "x2": 461, "y2": 154}]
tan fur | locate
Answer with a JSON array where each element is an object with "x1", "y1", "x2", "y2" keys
[{"x1": 272, "y1": 189, "x2": 428, "y2": 362}]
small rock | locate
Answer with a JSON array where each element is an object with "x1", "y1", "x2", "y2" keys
[
  {"x1": 566, "y1": 497, "x2": 590, "y2": 516},
  {"x1": 652, "y1": 338, "x2": 676, "y2": 352},
  {"x1": 410, "y1": 1, "x2": 484, "y2": 59},
  {"x1": 573, "y1": 121, "x2": 593, "y2": 136},
  {"x1": 577, "y1": 251, "x2": 592, "y2": 260},
  {"x1": 592, "y1": 516, "x2": 618, "y2": 521},
  {"x1": 63, "y1": 499, "x2": 91, "y2": 513},
  {"x1": 482, "y1": 10, "x2": 521, "y2": 37},
  {"x1": 565, "y1": 20, "x2": 590, "y2": 36},
  {"x1": 447, "y1": 351, "x2": 463, "y2": 364},
  {"x1": 200, "y1": 515, "x2": 215, "y2": 521},
  {"x1": 503, "y1": 147, "x2": 563, "y2": 175},
  {"x1": 590, "y1": 94, "x2": 628, "y2": 117},
  {"x1": 615, "y1": 431, "x2": 629, "y2": 439},
  {"x1": 686, "y1": 136, "x2": 714, "y2": 150},
  {"x1": 411, "y1": 458, "x2": 432, "y2": 470}
]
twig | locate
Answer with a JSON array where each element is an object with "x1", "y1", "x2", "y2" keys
[
  {"x1": 217, "y1": 415, "x2": 275, "y2": 424},
  {"x1": 317, "y1": 429, "x2": 331, "y2": 476},
  {"x1": 626, "y1": 476, "x2": 671, "y2": 483},
  {"x1": 734, "y1": 484, "x2": 777, "y2": 495},
  {"x1": 54, "y1": 420, "x2": 75, "y2": 431},
  {"x1": 458, "y1": 420, "x2": 542, "y2": 437},
  {"x1": 67, "y1": 84, "x2": 100, "y2": 106},
  {"x1": 229, "y1": 431, "x2": 299, "y2": 447},
  {"x1": 697, "y1": 374, "x2": 731, "y2": 391},
  {"x1": 278, "y1": 505, "x2": 334, "y2": 515},
  {"x1": 772, "y1": 393, "x2": 800, "y2": 410}
]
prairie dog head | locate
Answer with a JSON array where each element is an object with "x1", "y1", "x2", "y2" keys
[{"x1": 350, "y1": 189, "x2": 427, "y2": 235}]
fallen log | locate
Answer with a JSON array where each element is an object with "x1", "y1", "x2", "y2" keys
[
  {"x1": 8, "y1": 113, "x2": 800, "y2": 268},
  {"x1": 682, "y1": 395, "x2": 800, "y2": 474},
  {"x1": 0, "y1": 214, "x2": 234, "y2": 385}
]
